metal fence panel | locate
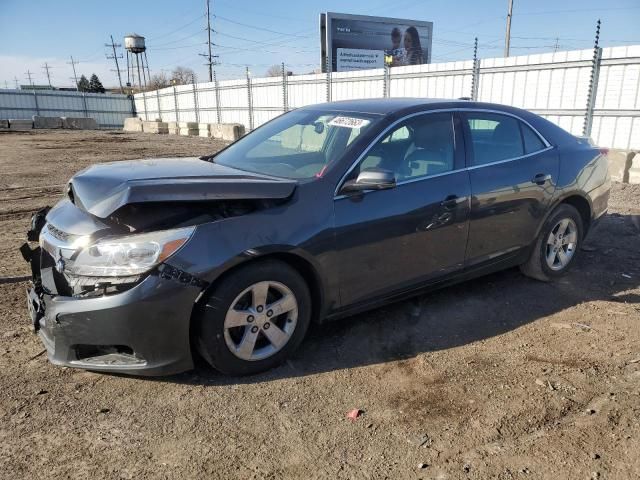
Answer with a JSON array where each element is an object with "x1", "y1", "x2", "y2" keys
[
  {"x1": 131, "y1": 45, "x2": 640, "y2": 148},
  {"x1": 0, "y1": 89, "x2": 133, "y2": 128},
  {"x1": 287, "y1": 74, "x2": 326, "y2": 109}
]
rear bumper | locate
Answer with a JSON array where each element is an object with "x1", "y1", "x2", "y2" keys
[{"x1": 30, "y1": 273, "x2": 201, "y2": 376}]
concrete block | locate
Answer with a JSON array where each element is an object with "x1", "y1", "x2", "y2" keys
[
  {"x1": 210, "y1": 123, "x2": 245, "y2": 141},
  {"x1": 142, "y1": 120, "x2": 169, "y2": 134},
  {"x1": 33, "y1": 116, "x2": 63, "y2": 129},
  {"x1": 178, "y1": 122, "x2": 198, "y2": 129},
  {"x1": 179, "y1": 128, "x2": 199, "y2": 136},
  {"x1": 198, "y1": 123, "x2": 211, "y2": 138},
  {"x1": 628, "y1": 153, "x2": 640, "y2": 185},
  {"x1": 608, "y1": 149, "x2": 635, "y2": 183},
  {"x1": 0, "y1": 120, "x2": 9, "y2": 129},
  {"x1": 9, "y1": 119, "x2": 33, "y2": 130},
  {"x1": 123, "y1": 117, "x2": 143, "y2": 132},
  {"x1": 61, "y1": 117, "x2": 98, "y2": 130},
  {"x1": 167, "y1": 122, "x2": 179, "y2": 135}
]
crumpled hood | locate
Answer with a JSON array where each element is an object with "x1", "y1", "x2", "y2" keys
[{"x1": 68, "y1": 157, "x2": 297, "y2": 218}]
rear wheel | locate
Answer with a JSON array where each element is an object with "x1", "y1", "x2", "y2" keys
[
  {"x1": 195, "y1": 260, "x2": 311, "y2": 375},
  {"x1": 520, "y1": 204, "x2": 584, "y2": 282}
]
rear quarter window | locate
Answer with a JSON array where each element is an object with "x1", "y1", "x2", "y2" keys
[{"x1": 521, "y1": 123, "x2": 547, "y2": 154}]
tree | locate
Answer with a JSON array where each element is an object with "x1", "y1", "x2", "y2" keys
[
  {"x1": 265, "y1": 65, "x2": 282, "y2": 77},
  {"x1": 148, "y1": 72, "x2": 169, "y2": 90},
  {"x1": 77, "y1": 75, "x2": 90, "y2": 92},
  {"x1": 89, "y1": 74, "x2": 105, "y2": 93},
  {"x1": 170, "y1": 66, "x2": 196, "y2": 85}
]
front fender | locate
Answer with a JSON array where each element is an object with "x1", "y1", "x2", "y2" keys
[{"x1": 164, "y1": 194, "x2": 338, "y2": 313}]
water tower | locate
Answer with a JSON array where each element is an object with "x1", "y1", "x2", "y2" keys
[{"x1": 124, "y1": 33, "x2": 151, "y2": 91}]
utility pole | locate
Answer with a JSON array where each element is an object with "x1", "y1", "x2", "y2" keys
[
  {"x1": 206, "y1": 0, "x2": 213, "y2": 81},
  {"x1": 106, "y1": 35, "x2": 125, "y2": 93},
  {"x1": 13, "y1": 76, "x2": 19, "y2": 89},
  {"x1": 42, "y1": 62, "x2": 53, "y2": 87},
  {"x1": 68, "y1": 56, "x2": 80, "y2": 91},
  {"x1": 553, "y1": 37, "x2": 560, "y2": 52},
  {"x1": 199, "y1": 0, "x2": 218, "y2": 81},
  {"x1": 25, "y1": 70, "x2": 34, "y2": 86},
  {"x1": 504, "y1": 0, "x2": 514, "y2": 57}
]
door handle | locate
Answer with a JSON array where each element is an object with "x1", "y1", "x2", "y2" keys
[
  {"x1": 532, "y1": 173, "x2": 551, "y2": 185},
  {"x1": 440, "y1": 194, "x2": 460, "y2": 209}
]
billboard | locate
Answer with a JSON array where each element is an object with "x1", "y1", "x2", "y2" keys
[{"x1": 320, "y1": 12, "x2": 433, "y2": 73}]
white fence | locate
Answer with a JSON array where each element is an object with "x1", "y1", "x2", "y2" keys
[
  {"x1": 134, "y1": 44, "x2": 640, "y2": 150},
  {"x1": 0, "y1": 89, "x2": 134, "y2": 128}
]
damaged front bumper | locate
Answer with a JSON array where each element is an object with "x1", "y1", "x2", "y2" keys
[
  {"x1": 24, "y1": 270, "x2": 200, "y2": 376},
  {"x1": 21, "y1": 207, "x2": 204, "y2": 376}
]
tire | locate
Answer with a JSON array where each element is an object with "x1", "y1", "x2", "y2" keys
[
  {"x1": 520, "y1": 204, "x2": 584, "y2": 282},
  {"x1": 195, "y1": 259, "x2": 311, "y2": 375}
]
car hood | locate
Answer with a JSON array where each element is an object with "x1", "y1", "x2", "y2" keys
[{"x1": 67, "y1": 157, "x2": 297, "y2": 218}]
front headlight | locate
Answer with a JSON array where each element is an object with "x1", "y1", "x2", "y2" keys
[{"x1": 67, "y1": 226, "x2": 195, "y2": 277}]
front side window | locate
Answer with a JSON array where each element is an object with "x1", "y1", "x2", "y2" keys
[
  {"x1": 355, "y1": 113, "x2": 455, "y2": 182},
  {"x1": 214, "y1": 110, "x2": 379, "y2": 179}
]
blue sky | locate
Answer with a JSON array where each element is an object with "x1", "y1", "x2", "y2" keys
[{"x1": 1, "y1": 0, "x2": 639, "y2": 88}]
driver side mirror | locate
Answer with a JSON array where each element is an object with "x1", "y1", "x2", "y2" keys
[{"x1": 340, "y1": 168, "x2": 396, "y2": 194}]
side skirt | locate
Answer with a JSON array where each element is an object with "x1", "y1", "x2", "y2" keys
[{"x1": 324, "y1": 248, "x2": 530, "y2": 322}]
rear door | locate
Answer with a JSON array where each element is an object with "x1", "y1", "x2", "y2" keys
[{"x1": 462, "y1": 111, "x2": 559, "y2": 267}]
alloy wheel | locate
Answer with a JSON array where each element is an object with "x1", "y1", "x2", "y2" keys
[
  {"x1": 222, "y1": 281, "x2": 298, "y2": 361},
  {"x1": 545, "y1": 218, "x2": 578, "y2": 271}
]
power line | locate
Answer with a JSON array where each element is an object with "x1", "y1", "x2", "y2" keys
[
  {"x1": 214, "y1": 14, "x2": 313, "y2": 38},
  {"x1": 150, "y1": 43, "x2": 205, "y2": 51},
  {"x1": 213, "y1": 40, "x2": 316, "y2": 55},
  {"x1": 149, "y1": 30, "x2": 205, "y2": 48},
  {"x1": 516, "y1": 6, "x2": 640, "y2": 16},
  {"x1": 146, "y1": 13, "x2": 205, "y2": 41}
]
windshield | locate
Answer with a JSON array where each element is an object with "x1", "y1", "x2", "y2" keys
[{"x1": 213, "y1": 109, "x2": 380, "y2": 179}]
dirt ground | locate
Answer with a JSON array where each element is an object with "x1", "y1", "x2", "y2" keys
[{"x1": 0, "y1": 130, "x2": 639, "y2": 480}]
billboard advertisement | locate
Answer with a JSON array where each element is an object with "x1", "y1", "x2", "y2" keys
[{"x1": 320, "y1": 12, "x2": 433, "y2": 73}]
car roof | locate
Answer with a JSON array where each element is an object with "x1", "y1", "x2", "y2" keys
[
  {"x1": 299, "y1": 98, "x2": 578, "y2": 147},
  {"x1": 302, "y1": 98, "x2": 484, "y2": 116}
]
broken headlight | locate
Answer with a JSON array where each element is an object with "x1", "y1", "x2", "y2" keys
[{"x1": 67, "y1": 227, "x2": 194, "y2": 277}]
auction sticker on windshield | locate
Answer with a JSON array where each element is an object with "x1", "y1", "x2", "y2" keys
[{"x1": 328, "y1": 116, "x2": 370, "y2": 129}]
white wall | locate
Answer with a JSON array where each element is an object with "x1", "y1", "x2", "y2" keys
[
  {"x1": 135, "y1": 45, "x2": 640, "y2": 149},
  {"x1": 0, "y1": 89, "x2": 133, "y2": 128}
]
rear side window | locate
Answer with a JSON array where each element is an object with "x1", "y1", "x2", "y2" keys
[
  {"x1": 521, "y1": 123, "x2": 547, "y2": 154},
  {"x1": 466, "y1": 113, "x2": 523, "y2": 166}
]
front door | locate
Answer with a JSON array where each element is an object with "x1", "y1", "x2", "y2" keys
[{"x1": 333, "y1": 112, "x2": 471, "y2": 307}]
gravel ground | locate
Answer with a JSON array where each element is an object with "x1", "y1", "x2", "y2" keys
[{"x1": 0, "y1": 130, "x2": 639, "y2": 480}]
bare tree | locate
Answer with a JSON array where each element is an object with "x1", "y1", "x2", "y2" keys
[
  {"x1": 265, "y1": 65, "x2": 282, "y2": 77},
  {"x1": 171, "y1": 66, "x2": 196, "y2": 85},
  {"x1": 148, "y1": 72, "x2": 169, "y2": 90}
]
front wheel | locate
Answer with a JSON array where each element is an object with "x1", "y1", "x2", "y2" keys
[
  {"x1": 520, "y1": 204, "x2": 584, "y2": 282},
  {"x1": 195, "y1": 259, "x2": 311, "y2": 375}
]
